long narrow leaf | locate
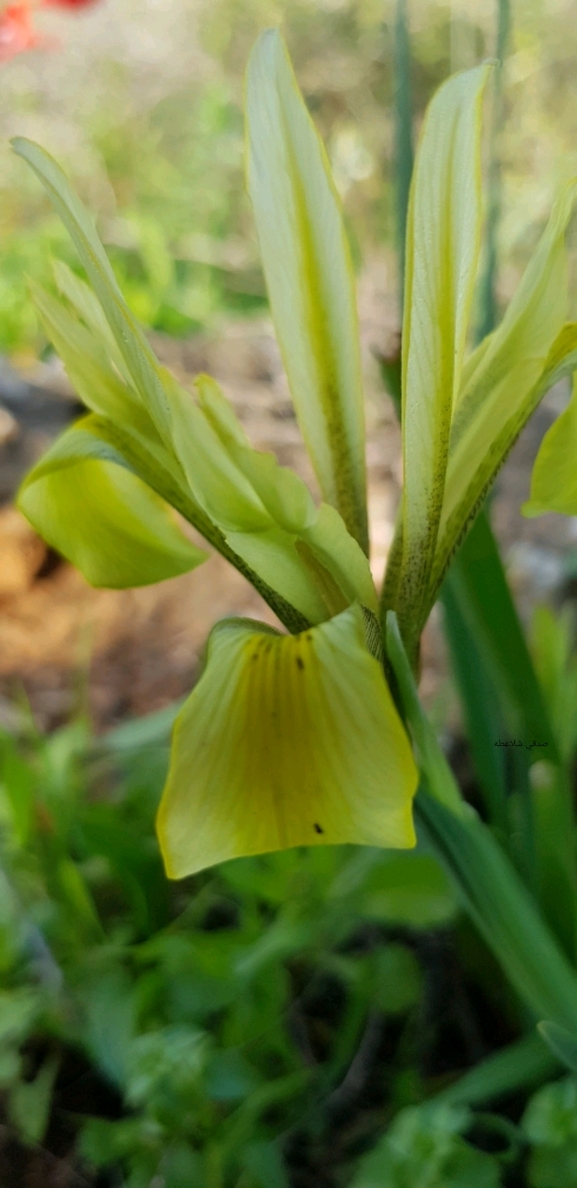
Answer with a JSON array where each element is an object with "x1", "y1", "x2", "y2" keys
[
  {"x1": 393, "y1": 0, "x2": 413, "y2": 309},
  {"x1": 416, "y1": 791, "x2": 577, "y2": 1032},
  {"x1": 440, "y1": 509, "x2": 556, "y2": 757}
]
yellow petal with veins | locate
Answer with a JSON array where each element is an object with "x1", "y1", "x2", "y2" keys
[{"x1": 157, "y1": 606, "x2": 417, "y2": 878}]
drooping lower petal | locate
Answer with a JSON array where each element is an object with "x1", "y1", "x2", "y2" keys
[
  {"x1": 19, "y1": 444, "x2": 206, "y2": 588},
  {"x1": 157, "y1": 606, "x2": 418, "y2": 878}
]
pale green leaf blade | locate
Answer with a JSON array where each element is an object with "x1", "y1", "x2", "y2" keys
[
  {"x1": 31, "y1": 281, "x2": 140, "y2": 424},
  {"x1": 225, "y1": 528, "x2": 328, "y2": 625},
  {"x1": 300, "y1": 502, "x2": 378, "y2": 613},
  {"x1": 433, "y1": 207, "x2": 577, "y2": 598},
  {"x1": 157, "y1": 605, "x2": 418, "y2": 878},
  {"x1": 11, "y1": 138, "x2": 171, "y2": 439},
  {"x1": 165, "y1": 376, "x2": 330, "y2": 621},
  {"x1": 246, "y1": 30, "x2": 368, "y2": 552},
  {"x1": 196, "y1": 374, "x2": 377, "y2": 613},
  {"x1": 524, "y1": 373, "x2": 577, "y2": 516},
  {"x1": 399, "y1": 63, "x2": 492, "y2": 642},
  {"x1": 451, "y1": 189, "x2": 577, "y2": 444},
  {"x1": 196, "y1": 373, "x2": 316, "y2": 534},
  {"x1": 18, "y1": 423, "x2": 206, "y2": 588},
  {"x1": 79, "y1": 412, "x2": 313, "y2": 633},
  {"x1": 53, "y1": 259, "x2": 132, "y2": 383}
]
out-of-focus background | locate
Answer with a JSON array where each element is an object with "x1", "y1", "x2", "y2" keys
[
  {"x1": 1, "y1": 0, "x2": 577, "y2": 733},
  {"x1": 3, "y1": 6, "x2": 577, "y2": 1188}
]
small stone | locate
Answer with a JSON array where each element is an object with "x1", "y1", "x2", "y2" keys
[
  {"x1": 0, "y1": 406, "x2": 19, "y2": 445},
  {"x1": 0, "y1": 507, "x2": 47, "y2": 597}
]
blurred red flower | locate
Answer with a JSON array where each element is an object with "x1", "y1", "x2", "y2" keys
[
  {"x1": 43, "y1": 0, "x2": 98, "y2": 7},
  {"x1": 0, "y1": 4, "x2": 41, "y2": 60}
]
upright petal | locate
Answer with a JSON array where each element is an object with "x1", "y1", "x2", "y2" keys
[
  {"x1": 246, "y1": 30, "x2": 368, "y2": 553},
  {"x1": 524, "y1": 373, "x2": 577, "y2": 517},
  {"x1": 12, "y1": 138, "x2": 172, "y2": 442},
  {"x1": 398, "y1": 63, "x2": 491, "y2": 647},
  {"x1": 433, "y1": 188, "x2": 577, "y2": 597},
  {"x1": 157, "y1": 606, "x2": 417, "y2": 878}
]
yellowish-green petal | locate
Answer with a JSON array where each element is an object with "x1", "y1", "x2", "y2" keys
[
  {"x1": 246, "y1": 30, "x2": 368, "y2": 552},
  {"x1": 196, "y1": 374, "x2": 378, "y2": 614},
  {"x1": 524, "y1": 374, "x2": 577, "y2": 517},
  {"x1": 433, "y1": 187, "x2": 577, "y2": 594},
  {"x1": 399, "y1": 62, "x2": 492, "y2": 642},
  {"x1": 157, "y1": 605, "x2": 418, "y2": 879},
  {"x1": 196, "y1": 373, "x2": 316, "y2": 535},
  {"x1": 31, "y1": 281, "x2": 141, "y2": 426},
  {"x1": 19, "y1": 437, "x2": 206, "y2": 588},
  {"x1": 300, "y1": 503, "x2": 378, "y2": 614},
  {"x1": 12, "y1": 138, "x2": 172, "y2": 442}
]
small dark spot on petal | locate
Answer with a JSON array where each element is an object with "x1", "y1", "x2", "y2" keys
[
  {"x1": 296, "y1": 656, "x2": 305, "y2": 670},
  {"x1": 313, "y1": 822, "x2": 324, "y2": 834}
]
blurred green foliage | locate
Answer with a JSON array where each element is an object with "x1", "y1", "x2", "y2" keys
[
  {"x1": 0, "y1": 709, "x2": 461, "y2": 1185},
  {"x1": 2, "y1": 685, "x2": 577, "y2": 1184},
  {"x1": 1, "y1": 0, "x2": 576, "y2": 356}
]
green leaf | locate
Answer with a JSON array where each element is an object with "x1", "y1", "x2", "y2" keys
[
  {"x1": 12, "y1": 137, "x2": 172, "y2": 440},
  {"x1": 385, "y1": 611, "x2": 464, "y2": 817},
  {"x1": 530, "y1": 604, "x2": 577, "y2": 763},
  {"x1": 157, "y1": 605, "x2": 418, "y2": 878},
  {"x1": 396, "y1": 63, "x2": 492, "y2": 650},
  {"x1": 350, "y1": 1104, "x2": 503, "y2": 1188},
  {"x1": 434, "y1": 190, "x2": 577, "y2": 598},
  {"x1": 416, "y1": 791, "x2": 577, "y2": 1031},
  {"x1": 441, "y1": 547, "x2": 509, "y2": 834},
  {"x1": 241, "y1": 1140, "x2": 289, "y2": 1188},
  {"x1": 538, "y1": 1022, "x2": 577, "y2": 1075},
  {"x1": 435, "y1": 1032, "x2": 558, "y2": 1110},
  {"x1": 80, "y1": 971, "x2": 136, "y2": 1090},
  {"x1": 246, "y1": 29, "x2": 368, "y2": 552},
  {"x1": 523, "y1": 1076, "x2": 577, "y2": 1188},
  {"x1": 524, "y1": 372, "x2": 577, "y2": 516},
  {"x1": 0, "y1": 990, "x2": 40, "y2": 1046},
  {"x1": 441, "y1": 509, "x2": 556, "y2": 759},
  {"x1": 361, "y1": 853, "x2": 457, "y2": 929},
  {"x1": 9, "y1": 1055, "x2": 59, "y2": 1146},
  {"x1": 18, "y1": 421, "x2": 206, "y2": 588}
]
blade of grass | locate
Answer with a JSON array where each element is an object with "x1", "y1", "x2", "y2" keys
[
  {"x1": 393, "y1": 0, "x2": 413, "y2": 312},
  {"x1": 440, "y1": 565, "x2": 509, "y2": 838},
  {"x1": 476, "y1": 0, "x2": 510, "y2": 341},
  {"x1": 387, "y1": 610, "x2": 577, "y2": 1033},
  {"x1": 432, "y1": 1031, "x2": 558, "y2": 1109}
]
